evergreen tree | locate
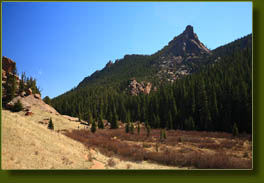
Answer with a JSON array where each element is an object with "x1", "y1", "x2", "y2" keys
[
  {"x1": 126, "y1": 110, "x2": 131, "y2": 123},
  {"x1": 130, "y1": 123, "x2": 134, "y2": 134},
  {"x1": 78, "y1": 104, "x2": 82, "y2": 122},
  {"x1": 184, "y1": 116, "x2": 195, "y2": 131},
  {"x1": 19, "y1": 72, "x2": 26, "y2": 93},
  {"x1": 155, "y1": 115, "x2": 160, "y2": 129},
  {"x1": 191, "y1": 87, "x2": 196, "y2": 116},
  {"x1": 25, "y1": 76, "x2": 40, "y2": 94},
  {"x1": 196, "y1": 79, "x2": 211, "y2": 130},
  {"x1": 91, "y1": 121, "x2": 97, "y2": 133},
  {"x1": 232, "y1": 123, "x2": 239, "y2": 137},
  {"x1": 146, "y1": 122, "x2": 151, "y2": 137},
  {"x1": 171, "y1": 99, "x2": 178, "y2": 129},
  {"x1": 125, "y1": 122, "x2": 130, "y2": 133},
  {"x1": 107, "y1": 108, "x2": 113, "y2": 124},
  {"x1": 167, "y1": 111, "x2": 173, "y2": 130},
  {"x1": 111, "y1": 105, "x2": 119, "y2": 129},
  {"x1": 119, "y1": 101, "x2": 127, "y2": 122},
  {"x1": 43, "y1": 96, "x2": 52, "y2": 105},
  {"x1": 162, "y1": 130, "x2": 167, "y2": 140},
  {"x1": 160, "y1": 129, "x2": 163, "y2": 142},
  {"x1": 5, "y1": 71, "x2": 17, "y2": 103},
  {"x1": 48, "y1": 118, "x2": 54, "y2": 130},
  {"x1": 87, "y1": 109, "x2": 93, "y2": 125},
  {"x1": 137, "y1": 122, "x2": 140, "y2": 134},
  {"x1": 98, "y1": 114, "x2": 104, "y2": 129}
]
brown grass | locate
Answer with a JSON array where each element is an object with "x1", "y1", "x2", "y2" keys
[{"x1": 64, "y1": 128, "x2": 252, "y2": 169}]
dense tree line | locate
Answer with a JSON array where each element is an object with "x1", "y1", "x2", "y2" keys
[{"x1": 52, "y1": 35, "x2": 252, "y2": 134}]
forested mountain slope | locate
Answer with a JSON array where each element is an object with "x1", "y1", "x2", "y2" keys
[
  {"x1": 77, "y1": 25, "x2": 212, "y2": 88},
  {"x1": 52, "y1": 26, "x2": 252, "y2": 134}
]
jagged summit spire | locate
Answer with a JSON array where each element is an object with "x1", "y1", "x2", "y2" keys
[
  {"x1": 185, "y1": 25, "x2": 194, "y2": 32},
  {"x1": 183, "y1": 25, "x2": 195, "y2": 39},
  {"x1": 164, "y1": 25, "x2": 210, "y2": 57}
]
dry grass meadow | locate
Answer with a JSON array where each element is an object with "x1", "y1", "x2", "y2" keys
[{"x1": 64, "y1": 125, "x2": 252, "y2": 169}]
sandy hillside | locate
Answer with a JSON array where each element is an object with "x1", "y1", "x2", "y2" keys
[{"x1": 1, "y1": 95, "x2": 184, "y2": 169}]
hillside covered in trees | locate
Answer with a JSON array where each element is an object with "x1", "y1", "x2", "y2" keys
[{"x1": 51, "y1": 26, "x2": 252, "y2": 134}]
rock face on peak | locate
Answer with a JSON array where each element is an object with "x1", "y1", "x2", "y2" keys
[
  {"x1": 155, "y1": 25, "x2": 211, "y2": 82},
  {"x1": 164, "y1": 25, "x2": 210, "y2": 57}
]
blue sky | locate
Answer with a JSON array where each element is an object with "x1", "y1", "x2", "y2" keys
[{"x1": 2, "y1": 2, "x2": 252, "y2": 98}]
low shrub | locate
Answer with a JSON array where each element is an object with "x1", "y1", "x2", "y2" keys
[
  {"x1": 107, "y1": 158, "x2": 116, "y2": 167},
  {"x1": 12, "y1": 100, "x2": 23, "y2": 112}
]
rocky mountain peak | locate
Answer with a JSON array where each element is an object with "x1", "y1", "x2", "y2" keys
[
  {"x1": 183, "y1": 25, "x2": 196, "y2": 39},
  {"x1": 156, "y1": 26, "x2": 212, "y2": 82},
  {"x1": 164, "y1": 25, "x2": 210, "y2": 57}
]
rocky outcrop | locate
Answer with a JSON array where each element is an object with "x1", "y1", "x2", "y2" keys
[
  {"x1": 20, "y1": 91, "x2": 26, "y2": 97},
  {"x1": 26, "y1": 88, "x2": 32, "y2": 95},
  {"x1": 7, "y1": 95, "x2": 59, "y2": 115},
  {"x1": 128, "y1": 79, "x2": 152, "y2": 96},
  {"x1": 2, "y1": 56, "x2": 20, "y2": 99},
  {"x1": 34, "y1": 93, "x2": 41, "y2": 99},
  {"x1": 2, "y1": 56, "x2": 16, "y2": 74}
]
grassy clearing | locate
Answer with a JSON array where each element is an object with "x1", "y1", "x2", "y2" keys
[{"x1": 64, "y1": 127, "x2": 252, "y2": 169}]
